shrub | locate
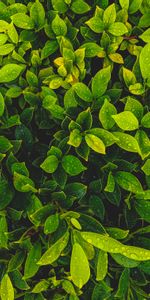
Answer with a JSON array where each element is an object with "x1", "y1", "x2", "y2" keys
[{"x1": 0, "y1": 0, "x2": 150, "y2": 299}]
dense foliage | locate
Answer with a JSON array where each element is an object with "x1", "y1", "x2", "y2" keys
[{"x1": 0, "y1": 0, "x2": 150, "y2": 299}]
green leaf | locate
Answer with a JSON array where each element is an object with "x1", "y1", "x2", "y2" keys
[
  {"x1": 123, "y1": 67, "x2": 136, "y2": 87},
  {"x1": 29, "y1": 204, "x2": 54, "y2": 227},
  {"x1": 104, "y1": 172, "x2": 115, "y2": 193},
  {"x1": 113, "y1": 132, "x2": 141, "y2": 153},
  {"x1": 99, "y1": 99, "x2": 117, "y2": 129},
  {"x1": 139, "y1": 15, "x2": 150, "y2": 29},
  {"x1": 80, "y1": 42, "x2": 102, "y2": 58},
  {"x1": 62, "y1": 155, "x2": 86, "y2": 176},
  {"x1": 44, "y1": 214, "x2": 59, "y2": 234},
  {"x1": 119, "y1": 0, "x2": 129, "y2": 10},
  {"x1": 141, "y1": 159, "x2": 150, "y2": 175},
  {"x1": 0, "y1": 274, "x2": 14, "y2": 300},
  {"x1": 141, "y1": 112, "x2": 150, "y2": 128},
  {"x1": 8, "y1": 251, "x2": 25, "y2": 272},
  {"x1": 40, "y1": 155, "x2": 59, "y2": 174},
  {"x1": 71, "y1": 218, "x2": 82, "y2": 230},
  {"x1": 11, "y1": 13, "x2": 34, "y2": 29},
  {"x1": 52, "y1": 14, "x2": 67, "y2": 36},
  {"x1": 30, "y1": 0, "x2": 45, "y2": 30},
  {"x1": 111, "y1": 253, "x2": 139, "y2": 268},
  {"x1": 38, "y1": 231, "x2": 69, "y2": 265},
  {"x1": 0, "y1": 43, "x2": 15, "y2": 55},
  {"x1": 135, "y1": 130, "x2": 150, "y2": 159},
  {"x1": 52, "y1": 0, "x2": 68, "y2": 13},
  {"x1": 64, "y1": 182, "x2": 87, "y2": 199},
  {"x1": 68, "y1": 129, "x2": 82, "y2": 147},
  {"x1": 13, "y1": 172, "x2": 37, "y2": 193},
  {"x1": 0, "y1": 34, "x2": 8, "y2": 46},
  {"x1": 0, "y1": 136, "x2": 12, "y2": 153},
  {"x1": 129, "y1": 83, "x2": 145, "y2": 95},
  {"x1": 89, "y1": 195, "x2": 105, "y2": 221},
  {"x1": 48, "y1": 146, "x2": 62, "y2": 159},
  {"x1": 96, "y1": 250, "x2": 108, "y2": 281},
  {"x1": 115, "y1": 171, "x2": 143, "y2": 193},
  {"x1": 0, "y1": 92, "x2": 4, "y2": 117},
  {"x1": 129, "y1": 0, "x2": 143, "y2": 14},
  {"x1": 26, "y1": 70, "x2": 38, "y2": 87},
  {"x1": 7, "y1": 22, "x2": 18, "y2": 44},
  {"x1": 103, "y1": 4, "x2": 116, "y2": 27},
  {"x1": 140, "y1": 28, "x2": 150, "y2": 43},
  {"x1": 0, "y1": 178, "x2": 14, "y2": 210},
  {"x1": 71, "y1": 0, "x2": 91, "y2": 14},
  {"x1": 41, "y1": 41, "x2": 59, "y2": 59},
  {"x1": 115, "y1": 268, "x2": 130, "y2": 298},
  {"x1": 140, "y1": 43, "x2": 150, "y2": 79},
  {"x1": 81, "y1": 231, "x2": 150, "y2": 260},
  {"x1": 85, "y1": 134, "x2": 106, "y2": 154},
  {"x1": 0, "y1": 20, "x2": 9, "y2": 32},
  {"x1": 24, "y1": 241, "x2": 41, "y2": 279},
  {"x1": 76, "y1": 108, "x2": 92, "y2": 130},
  {"x1": 135, "y1": 200, "x2": 150, "y2": 223},
  {"x1": 53, "y1": 165, "x2": 67, "y2": 188},
  {"x1": 86, "y1": 16, "x2": 104, "y2": 33},
  {"x1": 124, "y1": 97, "x2": 144, "y2": 120},
  {"x1": 73, "y1": 83, "x2": 92, "y2": 102},
  {"x1": 92, "y1": 66, "x2": 111, "y2": 98},
  {"x1": 62, "y1": 280, "x2": 76, "y2": 296},
  {"x1": 0, "y1": 64, "x2": 23, "y2": 83},
  {"x1": 108, "y1": 22, "x2": 128, "y2": 36},
  {"x1": 88, "y1": 128, "x2": 118, "y2": 147},
  {"x1": 112, "y1": 111, "x2": 139, "y2": 131},
  {"x1": 70, "y1": 243, "x2": 90, "y2": 288},
  {"x1": 109, "y1": 53, "x2": 124, "y2": 64},
  {"x1": 10, "y1": 270, "x2": 30, "y2": 291},
  {"x1": 106, "y1": 227, "x2": 129, "y2": 240},
  {"x1": 32, "y1": 280, "x2": 49, "y2": 293},
  {"x1": 0, "y1": 215, "x2": 8, "y2": 248}
]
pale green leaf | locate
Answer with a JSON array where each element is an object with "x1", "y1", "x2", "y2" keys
[
  {"x1": 115, "y1": 171, "x2": 143, "y2": 193},
  {"x1": 62, "y1": 155, "x2": 87, "y2": 176},
  {"x1": 40, "y1": 155, "x2": 59, "y2": 173},
  {"x1": 140, "y1": 43, "x2": 150, "y2": 79},
  {"x1": 112, "y1": 111, "x2": 139, "y2": 131},
  {"x1": 70, "y1": 243, "x2": 90, "y2": 288},
  {"x1": 99, "y1": 99, "x2": 117, "y2": 129},
  {"x1": 11, "y1": 13, "x2": 34, "y2": 29},
  {"x1": 96, "y1": 250, "x2": 108, "y2": 281},
  {"x1": 108, "y1": 22, "x2": 128, "y2": 36},
  {"x1": 92, "y1": 66, "x2": 111, "y2": 98},
  {"x1": 52, "y1": 14, "x2": 67, "y2": 36},
  {"x1": 0, "y1": 64, "x2": 24, "y2": 83},
  {"x1": 38, "y1": 231, "x2": 69, "y2": 265},
  {"x1": 0, "y1": 274, "x2": 14, "y2": 300},
  {"x1": 85, "y1": 134, "x2": 106, "y2": 154}
]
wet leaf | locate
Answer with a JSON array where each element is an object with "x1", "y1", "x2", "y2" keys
[
  {"x1": 40, "y1": 155, "x2": 59, "y2": 173},
  {"x1": 0, "y1": 64, "x2": 24, "y2": 83},
  {"x1": 96, "y1": 250, "x2": 108, "y2": 281},
  {"x1": 140, "y1": 43, "x2": 150, "y2": 79},
  {"x1": 112, "y1": 111, "x2": 139, "y2": 131},
  {"x1": 85, "y1": 134, "x2": 106, "y2": 154},
  {"x1": 115, "y1": 171, "x2": 143, "y2": 193},
  {"x1": 62, "y1": 155, "x2": 87, "y2": 176},
  {"x1": 99, "y1": 99, "x2": 117, "y2": 130},
  {"x1": 38, "y1": 231, "x2": 69, "y2": 265},
  {"x1": 0, "y1": 274, "x2": 14, "y2": 300},
  {"x1": 92, "y1": 66, "x2": 111, "y2": 98},
  {"x1": 70, "y1": 243, "x2": 90, "y2": 288},
  {"x1": 24, "y1": 241, "x2": 41, "y2": 279}
]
